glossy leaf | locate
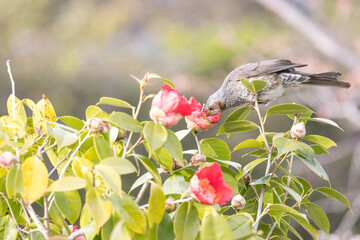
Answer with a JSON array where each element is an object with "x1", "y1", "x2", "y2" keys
[
  {"x1": 314, "y1": 187, "x2": 350, "y2": 209},
  {"x1": 164, "y1": 129, "x2": 183, "y2": 162},
  {"x1": 291, "y1": 214, "x2": 319, "y2": 240},
  {"x1": 0, "y1": 116, "x2": 26, "y2": 138},
  {"x1": 7, "y1": 94, "x2": 27, "y2": 128},
  {"x1": 148, "y1": 182, "x2": 166, "y2": 227},
  {"x1": 249, "y1": 175, "x2": 271, "y2": 186},
  {"x1": 271, "y1": 179, "x2": 301, "y2": 204},
  {"x1": 55, "y1": 190, "x2": 82, "y2": 224},
  {"x1": 107, "y1": 112, "x2": 142, "y2": 132},
  {"x1": 233, "y1": 139, "x2": 263, "y2": 152},
  {"x1": 296, "y1": 154, "x2": 329, "y2": 182},
  {"x1": 100, "y1": 157, "x2": 137, "y2": 175},
  {"x1": 86, "y1": 105, "x2": 107, "y2": 120},
  {"x1": 163, "y1": 175, "x2": 189, "y2": 195},
  {"x1": 52, "y1": 127, "x2": 78, "y2": 150},
  {"x1": 300, "y1": 117, "x2": 343, "y2": 131},
  {"x1": 110, "y1": 221, "x2": 132, "y2": 240},
  {"x1": 303, "y1": 202, "x2": 330, "y2": 234},
  {"x1": 151, "y1": 146, "x2": 173, "y2": 172},
  {"x1": 218, "y1": 120, "x2": 259, "y2": 136},
  {"x1": 96, "y1": 164, "x2": 122, "y2": 193},
  {"x1": 237, "y1": 158, "x2": 267, "y2": 180},
  {"x1": 21, "y1": 156, "x2": 48, "y2": 204},
  {"x1": 266, "y1": 104, "x2": 314, "y2": 116},
  {"x1": 6, "y1": 165, "x2": 23, "y2": 197},
  {"x1": 240, "y1": 78, "x2": 267, "y2": 93},
  {"x1": 200, "y1": 138, "x2": 231, "y2": 160},
  {"x1": 97, "y1": 97, "x2": 133, "y2": 109},
  {"x1": 226, "y1": 213, "x2": 254, "y2": 239},
  {"x1": 174, "y1": 202, "x2": 199, "y2": 240},
  {"x1": 0, "y1": 216, "x2": 17, "y2": 240},
  {"x1": 175, "y1": 129, "x2": 191, "y2": 141},
  {"x1": 303, "y1": 135, "x2": 336, "y2": 150},
  {"x1": 135, "y1": 155, "x2": 162, "y2": 186},
  {"x1": 147, "y1": 73, "x2": 175, "y2": 88},
  {"x1": 268, "y1": 204, "x2": 308, "y2": 221},
  {"x1": 143, "y1": 121, "x2": 168, "y2": 152},
  {"x1": 47, "y1": 177, "x2": 86, "y2": 192},
  {"x1": 274, "y1": 137, "x2": 315, "y2": 163},
  {"x1": 109, "y1": 193, "x2": 146, "y2": 234},
  {"x1": 200, "y1": 211, "x2": 233, "y2": 240},
  {"x1": 94, "y1": 136, "x2": 113, "y2": 160},
  {"x1": 225, "y1": 106, "x2": 252, "y2": 123},
  {"x1": 86, "y1": 189, "x2": 112, "y2": 231},
  {"x1": 157, "y1": 214, "x2": 175, "y2": 240},
  {"x1": 59, "y1": 116, "x2": 85, "y2": 131}
]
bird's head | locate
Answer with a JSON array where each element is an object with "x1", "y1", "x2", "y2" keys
[{"x1": 205, "y1": 90, "x2": 226, "y2": 116}]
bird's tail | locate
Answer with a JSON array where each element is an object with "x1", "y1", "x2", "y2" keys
[{"x1": 301, "y1": 72, "x2": 351, "y2": 88}]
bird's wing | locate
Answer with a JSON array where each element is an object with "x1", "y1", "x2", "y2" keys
[{"x1": 228, "y1": 59, "x2": 308, "y2": 80}]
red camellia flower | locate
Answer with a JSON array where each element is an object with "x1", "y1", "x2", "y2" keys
[
  {"x1": 150, "y1": 84, "x2": 197, "y2": 126},
  {"x1": 189, "y1": 162, "x2": 233, "y2": 205},
  {"x1": 185, "y1": 98, "x2": 221, "y2": 132}
]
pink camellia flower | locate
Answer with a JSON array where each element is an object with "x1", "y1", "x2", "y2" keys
[
  {"x1": 0, "y1": 152, "x2": 19, "y2": 169},
  {"x1": 189, "y1": 162, "x2": 233, "y2": 205},
  {"x1": 290, "y1": 122, "x2": 306, "y2": 139},
  {"x1": 150, "y1": 84, "x2": 197, "y2": 126},
  {"x1": 185, "y1": 98, "x2": 221, "y2": 132}
]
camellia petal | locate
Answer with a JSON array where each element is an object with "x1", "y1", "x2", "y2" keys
[
  {"x1": 185, "y1": 98, "x2": 221, "y2": 131},
  {"x1": 189, "y1": 162, "x2": 233, "y2": 205}
]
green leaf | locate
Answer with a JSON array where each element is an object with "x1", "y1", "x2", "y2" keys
[
  {"x1": 280, "y1": 218, "x2": 303, "y2": 240},
  {"x1": 175, "y1": 129, "x2": 191, "y2": 141},
  {"x1": 135, "y1": 155, "x2": 162, "y2": 186},
  {"x1": 6, "y1": 165, "x2": 23, "y2": 197},
  {"x1": 52, "y1": 127, "x2": 78, "y2": 150},
  {"x1": 303, "y1": 202, "x2": 330, "y2": 234},
  {"x1": 274, "y1": 137, "x2": 315, "y2": 163},
  {"x1": 290, "y1": 214, "x2": 319, "y2": 240},
  {"x1": 0, "y1": 216, "x2": 17, "y2": 240},
  {"x1": 94, "y1": 136, "x2": 114, "y2": 160},
  {"x1": 7, "y1": 94, "x2": 27, "y2": 128},
  {"x1": 271, "y1": 179, "x2": 302, "y2": 204},
  {"x1": 47, "y1": 177, "x2": 86, "y2": 192},
  {"x1": 0, "y1": 116, "x2": 27, "y2": 138},
  {"x1": 96, "y1": 165, "x2": 122, "y2": 193},
  {"x1": 314, "y1": 187, "x2": 350, "y2": 209},
  {"x1": 148, "y1": 182, "x2": 166, "y2": 227},
  {"x1": 303, "y1": 135, "x2": 336, "y2": 150},
  {"x1": 151, "y1": 147, "x2": 173, "y2": 172},
  {"x1": 55, "y1": 190, "x2": 82, "y2": 224},
  {"x1": 226, "y1": 213, "x2": 254, "y2": 239},
  {"x1": 86, "y1": 105, "x2": 107, "y2": 120},
  {"x1": 225, "y1": 106, "x2": 251, "y2": 123},
  {"x1": 86, "y1": 189, "x2": 112, "y2": 231},
  {"x1": 164, "y1": 129, "x2": 183, "y2": 162},
  {"x1": 300, "y1": 117, "x2": 343, "y2": 131},
  {"x1": 268, "y1": 204, "x2": 308, "y2": 221},
  {"x1": 296, "y1": 154, "x2": 329, "y2": 182},
  {"x1": 110, "y1": 221, "x2": 132, "y2": 240},
  {"x1": 109, "y1": 193, "x2": 146, "y2": 234},
  {"x1": 163, "y1": 175, "x2": 189, "y2": 195},
  {"x1": 217, "y1": 120, "x2": 259, "y2": 136},
  {"x1": 200, "y1": 211, "x2": 233, "y2": 240},
  {"x1": 21, "y1": 156, "x2": 48, "y2": 204},
  {"x1": 249, "y1": 175, "x2": 271, "y2": 186},
  {"x1": 143, "y1": 122, "x2": 168, "y2": 152},
  {"x1": 97, "y1": 97, "x2": 133, "y2": 109},
  {"x1": 266, "y1": 104, "x2": 314, "y2": 116},
  {"x1": 200, "y1": 138, "x2": 231, "y2": 161},
  {"x1": 107, "y1": 112, "x2": 142, "y2": 132},
  {"x1": 100, "y1": 157, "x2": 137, "y2": 175},
  {"x1": 147, "y1": 73, "x2": 175, "y2": 88},
  {"x1": 233, "y1": 139, "x2": 263, "y2": 152},
  {"x1": 240, "y1": 78, "x2": 268, "y2": 93},
  {"x1": 59, "y1": 116, "x2": 85, "y2": 131},
  {"x1": 239, "y1": 158, "x2": 267, "y2": 178},
  {"x1": 157, "y1": 214, "x2": 175, "y2": 240},
  {"x1": 174, "y1": 202, "x2": 199, "y2": 240}
]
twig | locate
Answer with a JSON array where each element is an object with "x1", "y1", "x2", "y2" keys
[
  {"x1": 0, "y1": 193, "x2": 25, "y2": 239},
  {"x1": 6, "y1": 60, "x2": 16, "y2": 121},
  {"x1": 194, "y1": 134, "x2": 201, "y2": 154},
  {"x1": 48, "y1": 149, "x2": 72, "y2": 177},
  {"x1": 266, "y1": 222, "x2": 278, "y2": 240},
  {"x1": 135, "y1": 180, "x2": 150, "y2": 204},
  {"x1": 43, "y1": 195, "x2": 50, "y2": 237},
  {"x1": 140, "y1": 197, "x2": 192, "y2": 209},
  {"x1": 26, "y1": 204, "x2": 49, "y2": 239},
  {"x1": 124, "y1": 137, "x2": 143, "y2": 156}
]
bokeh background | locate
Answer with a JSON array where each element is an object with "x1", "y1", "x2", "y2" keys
[{"x1": 1, "y1": 0, "x2": 359, "y2": 238}]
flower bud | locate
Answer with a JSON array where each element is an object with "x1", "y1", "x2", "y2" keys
[
  {"x1": 231, "y1": 194, "x2": 246, "y2": 212},
  {"x1": 165, "y1": 197, "x2": 177, "y2": 213},
  {"x1": 242, "y1": 173, "x2": 251, "y2": 186},
  {"x1": 173, "y1": 159, "x2": 186, "y2": 171},
  {"x1": 191, "y1": 153, "x2": 206, "y2": 166},
  {"x1": 0, "y1": 152, "x2": 19, "y2": 169},
  {"x1": 290, "y1": 122, "x2": 306, "y2": 139},
  {"x1": 87, "y1": 118, "x2": 111, "y2": 134}
]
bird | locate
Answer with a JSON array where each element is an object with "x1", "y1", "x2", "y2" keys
[{"x1": 205, "y1": 59, "x2": 351, "y2": 115}]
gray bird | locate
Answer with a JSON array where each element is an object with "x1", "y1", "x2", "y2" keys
[{"x1": 205, "y1": 59, "x2": 351, "y2": 115}]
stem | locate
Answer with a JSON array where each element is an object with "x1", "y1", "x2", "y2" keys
[
  {"x1": 124, "y1": 137, "x2": 143, "y2": 156},
  {"x1": 43, "y1": 195, "x2": 50, "y2": 237},
  {"x1": 253, "y1": 99, "x2": 273, "y2": 233},
  {"x1": 122, "y1": 82, "x2": 145, "y2": 158},
  {"x1": 0, "y1": 193, "x2": 25, "y2": 239},
  {"x1": 48, "y1": 149, "x2": 72, "y2": 177},
  {"x1": 26, "y1": 204, "x2": 48, "y2": 239},
  {"x1": 6, "y1": 60, "x2": 16, "y2": 121},
  {"x1": 135, "y1": 179, "x2": 150, "y2": 203},
  {"x1": 194, "y1": 134, "x2": 201, "y2": 154},
  {"x1": 266, "y1": 222, "x2": 278, "y2": 240}
]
